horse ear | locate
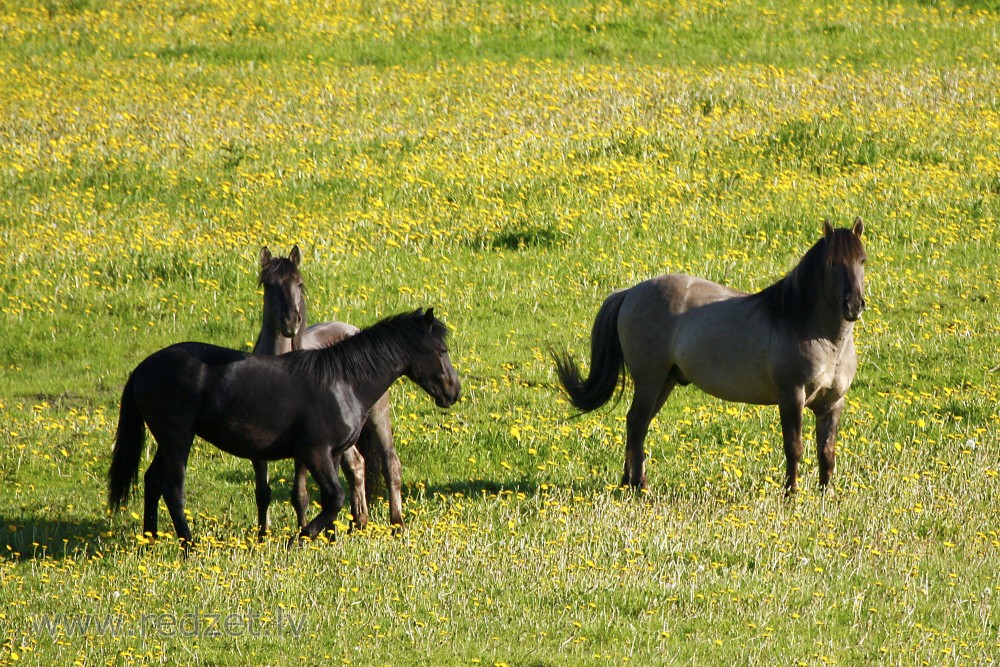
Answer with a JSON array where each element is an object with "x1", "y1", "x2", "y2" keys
[
  {"x1": 852, "y1": 217, "x2": 864, "y2": 238},
  {"x1": 259, "y1": 247, "x2": 272, "y2": 269},
  {"x1": 822, "y1": 219, "x2": 834, "y2": 240},
  {"x1": 289, "y1": 245, "x2": 302, "y2": 267}
]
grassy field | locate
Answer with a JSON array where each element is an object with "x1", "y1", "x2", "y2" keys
[{"x1": 2, "y1": 0, "x2": 999, "y2": 664}]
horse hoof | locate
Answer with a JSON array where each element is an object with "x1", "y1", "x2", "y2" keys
[{"x1": 178, "y1": 539, "x2": 195, "y2": 558}]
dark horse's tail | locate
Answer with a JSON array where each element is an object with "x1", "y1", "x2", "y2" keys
[
  {"x1": 108, "y1": 373, "x2": 146, "y2": 511},
  {"x1": 553, "y1": 289, "x2": 629, "y2": 412}
]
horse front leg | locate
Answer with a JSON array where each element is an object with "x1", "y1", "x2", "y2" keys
[
  {"x1": 252, "y1": 459, "x2": 271, "y2": 541},
  {"x1": 814, "y1": 398, "x2": 844, "y2": 489},
  {"x1": 143, "y1": 454, "x2": 164, "y2": 540},
  {"x1": 295, "y1": 451, "x2": 346, "y2": 545},
  {"x1": 779, "y1": 390, "x2": 806, "y2": 495}
]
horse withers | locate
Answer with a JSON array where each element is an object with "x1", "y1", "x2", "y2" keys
[
  {"x1": 253, "y1": 246, "x2": 402, "y2": 537},
  {"x1": 555, "y1": 219, "x2": 866, "y2": 494},
  {"x1": 108, "y1": 309, "x2": 460, "y2": 546}
]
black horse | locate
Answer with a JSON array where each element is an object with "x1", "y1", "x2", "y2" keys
[{"x1": 108, "y1": 309, "x2": 460, "y2": 545}]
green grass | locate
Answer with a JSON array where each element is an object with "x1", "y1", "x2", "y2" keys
[{"x1": 1, "y1": 0, "x2": 999, "y2": 664}]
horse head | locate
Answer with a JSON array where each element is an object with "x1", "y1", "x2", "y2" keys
[
  {"x1": 259, "y1": 245, "x2": 306, "y2": 341},
  {"x1": 407, "y1": 309, "x2": 461, "y2": 408},
  {"x1": 822, "y1": 218, "x2": 866, "y2": 323}
]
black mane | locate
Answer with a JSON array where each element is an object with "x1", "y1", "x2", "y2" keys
[
  {"x1": 282, "y1": 309, "x2": 448, "y2": 385},
  {"x1": 750, "y1": 228, "x2": 865, "y2": 331}
]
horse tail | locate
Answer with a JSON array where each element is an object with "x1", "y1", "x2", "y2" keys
[
  {"x1": 554, "y1": 288, "x2": 629, "y2": 413},
  {"x1": 108, "y1": 373, "x2": 146, "y2": 511}
]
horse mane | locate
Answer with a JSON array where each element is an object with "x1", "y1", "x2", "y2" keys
[
  {"x1": 281, "y1": 309, "x2": 448, "y2": 386},
  {"x1": 750, "y1": 228, "x2": 865, "y2": 331}
]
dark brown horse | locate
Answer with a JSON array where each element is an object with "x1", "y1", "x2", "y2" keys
[
  {"x1": 555, "y1": 220, "x2": 866, "y2": 493},
  {"x1": 109, "y1": 309, "x2": 460, "y2": 545},
  {"x1": 252, "y1": 246, "x2": 403, "y2": 537}
]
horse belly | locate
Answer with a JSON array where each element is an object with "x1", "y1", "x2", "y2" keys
[
  {"x1": 673, "y1": 324, "x2": 778, "y2": 406},
  {"x1": 194, "y1": 405, "x2": 300, "y2": 461},
  {"x1": 195, "y1": 367, "x2": 316, "y2": 460}
]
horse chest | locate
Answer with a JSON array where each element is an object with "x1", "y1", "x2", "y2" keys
[{"x1": 797, "y1": 339, "x2": 857, "y2": 408}]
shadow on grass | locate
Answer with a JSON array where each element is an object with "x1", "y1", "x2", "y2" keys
[
  {"x1": 406, "y1": 477, "x2": 540, "y2": 500},
  {"x1": 1, "y1": 515, "x2": 109, "y2": 562},
  {"x1": 219, "y1": 469, "x2": 545, "y2": 504}
]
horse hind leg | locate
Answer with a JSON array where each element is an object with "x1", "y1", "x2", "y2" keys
[
  {"x1": 140, "y1": 421, "x2": 195, "y2": 547},
  {"x1": 382, "y1": 445, "x2": 404, "y2": 532},
  {"x1": 156, "y1": 441, "x2": 195, "y2": 547},
  {"x1": 623, "y1": 375, "x2": 677, "y2": 489},
  {"x1": 291, "y1": 460, "x2": 309, "y2": 531},
  {"x1": 340, "y1": 445, "x2": 369, "y2": 530},
  {"x1": 365, "y1": 401, "x2": 404, "y2": 531},
  {"x1": 142, "y1": 427, "x2": 195, "y2": 545},
  {"x1": 252, "y1": 460, "x2": 271, "y2": 541}
]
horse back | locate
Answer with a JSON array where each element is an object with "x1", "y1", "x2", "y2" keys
[
  {"x1": 129, "y1": 342, "x2": 344, "y2": 460},
  {"x1": 619, "y1": 274, "x2": 857, "y2": 407},
  {"x1": 301, "y1": 321, "x2": 360, "y2": 350},
  {"x1": 130, "y1": 342, "x2": 248, "y2": 416},
  {"x1": 618, "y1": 275, "x2": 780, "y2": 404}
]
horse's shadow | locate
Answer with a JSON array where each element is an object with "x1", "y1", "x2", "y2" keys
[
  {"x1": 1, "y1": 516, "x2": 109, "y2": 562},
  {"x1": 406, "y1": 477, "x2": 539, "y2": 500},
  {"x1": 219, "y1": 471, "x2": 541, "y2": 508}
]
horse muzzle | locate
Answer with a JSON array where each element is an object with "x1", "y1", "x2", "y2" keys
[
  {"x1": 435, "y1": 383, "x2": 461, "y2": 409},
  {"x1": 843, "y1": 296, "x2": 865, "y2": 322},
  {"x1": 281, "y1": 316, "x2": 303, "y2": 338}
]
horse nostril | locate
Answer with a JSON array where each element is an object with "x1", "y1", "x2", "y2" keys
[{"x1": 284, "y1": 315, "x2": 301, "y2": 335}]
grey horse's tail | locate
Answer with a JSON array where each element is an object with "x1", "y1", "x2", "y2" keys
[
  {"x1": 553, "y1": 289, "x2": 628, "y2": 413},
  {"x1": 108, "y1": 373, "x2": 146, "y2": 511}
]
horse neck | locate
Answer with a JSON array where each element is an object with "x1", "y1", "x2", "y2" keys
[
  {"x1": 349, "y1": 364, "x2": 402, "y2": 416},
  {"x1": 253, "y1": 322, "x2": 298, "y2": 355},
  {"x1": 813, "y1": 299, "x2": 855, "y2": 346},
  {"x1": 253, "y1": 291, "x2": 307, "y2": 356},
  {"x1": 314, "y1": 328, "x2": 411, "y2": 409},
  {"x1": 790, "y1": 264, "x2": 854, "y2": 344}
]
